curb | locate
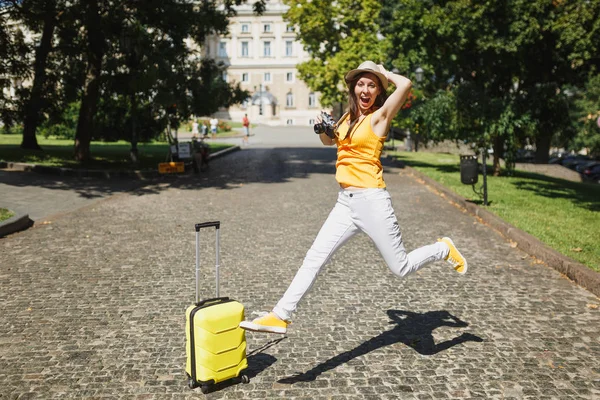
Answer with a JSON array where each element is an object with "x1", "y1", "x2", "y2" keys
[
  {"x1": 210, "y1": 145, "x2": 240, "y2": 160},
  {"x1": 403, "y1": 166, "x2": 600, "y2": 298},
  {"x1": 0, "y1": 210, "x2": 33, "y2": 238},
  {"x1": 0, "y1": 161, "x2": 159, "y2": 180},
  {"x1": 0, "y1": 145, "x2": 240, "y2": 180}
]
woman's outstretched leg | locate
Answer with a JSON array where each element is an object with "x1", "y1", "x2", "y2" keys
[
  {"x1": 240, "y1": 193, "x2": 359, "y2": 334},
  {"x1": 351, "y1": 189, "x2": 467, "y2": 277}
]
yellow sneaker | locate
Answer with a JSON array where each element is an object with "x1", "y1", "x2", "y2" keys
[
  {"x1": 239, "y1": 312, "x2": 288, "y2": 334},
  {"x1": 438, "y1": 237, "x2": 468, "y2": 274}
]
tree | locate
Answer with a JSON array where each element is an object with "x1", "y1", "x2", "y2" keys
[
  {"x1": 571, "y1": 74, "x2": 600, "y2": 156},
  {"x1": 19, "y1": 0, "x2": 64, "y2": 150},
  {"x1": 4, "y1": 0, "x2": 265, "y2": 163},
  {"x1": 0, "y1": 1, "x2": 31, "y2": 131},
  {"x1": 70, "y1": 0, "x2": 264, "y2": 162},
  {"x1": 283, "y1": 0, "x2": 385, "y2": 114},
  {"x1": 380, "y1": 0, "x2": 600, "y2": 173},
  {"x1": 74, "y1": 0, "x2": 104, "y2": 162}
]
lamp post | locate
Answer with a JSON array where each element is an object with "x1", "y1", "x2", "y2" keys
[
  {"x1": 254, "y1": 84, "x2": 264, "y2": 116},
  {"x1": 410, "y1": 67, "x2": 424, "y2": 152},
  {"x1": 389, "y1": 68, "x2": 400, "y2": 150},
  {"x1": 259, "y1": 83, "x2": 263, "y2": 116}
]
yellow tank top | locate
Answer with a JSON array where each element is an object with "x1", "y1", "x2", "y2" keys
[{"x1": 335, "y1": 113, "x2": 386, "y2": 188}]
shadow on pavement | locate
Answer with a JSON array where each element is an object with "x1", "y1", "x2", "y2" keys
[
  {"x1": 278, "y1": 309, "x2": 483, "y2": 384},
  {"x1": 0, "y1": 147, "x2": 339, "y2": 197},
  {"x1": 245, "y1": 337, "x2": 286, "y2": 379},
  {"x1": 1, "y1": 147, "x2": 407, "y2": 201}
]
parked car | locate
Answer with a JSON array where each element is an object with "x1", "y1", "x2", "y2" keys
[
  {"x1": 581, "y1": 163, "x2": 600, "y2": 183},
  {"x1": 549, "y1": 153, "x2": 579, "y2": 165},
  {"x1": 561, "y1": 155, "x2": 593, "y2": 170},
  {"x1": 515, "y1": 149, "x2": 535, "y2": 163},
  {"x1": 575, "y1": 160, "x2": 599, "y2": 174}
]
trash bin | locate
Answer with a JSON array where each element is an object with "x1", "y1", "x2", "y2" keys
[{"x1": 460, "y1": 155, "x2": 478, "y2": 185}]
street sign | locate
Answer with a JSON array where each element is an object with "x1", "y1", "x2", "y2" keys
[{"x1": 178, "y1": 142, "x2": 192, "y2": 159}]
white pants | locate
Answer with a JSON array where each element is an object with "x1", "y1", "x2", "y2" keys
[{"x1": 273, "y1": 188, "x2": 449, "y2": 321}]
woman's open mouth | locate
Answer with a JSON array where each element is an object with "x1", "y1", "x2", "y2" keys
[{"x1": 359, "y1": 96, "x2": 371, "y2": 108}]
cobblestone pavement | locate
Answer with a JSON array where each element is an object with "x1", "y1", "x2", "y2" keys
[
  {"x1": 0, "y1": 169, "x2": 145, "y2": 221},
  {"x1": 1, "y1": 128, "x2": 599, "y2": 399}
]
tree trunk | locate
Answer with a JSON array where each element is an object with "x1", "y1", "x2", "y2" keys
[
  {"x1": 74, "y1": 1, "x2": 103, "y2": 163},
  {"x1": 535, "y1": 133, "x2": 551, "y2": 164},
  {"x1": 492, "y1": 135, "x2": 504, "y2": 176},
  {"x1": 21, "y1": 7, "x2": 57, "y2": 150}
]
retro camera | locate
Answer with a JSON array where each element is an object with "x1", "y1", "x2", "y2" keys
[{"x1": 313, "y1": 112, "x2": 336, "y2": 139}]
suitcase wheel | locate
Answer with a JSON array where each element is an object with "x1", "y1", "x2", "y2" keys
[
  {"x1": 241, "y1": 374, "x2": 250, "y2": 384},
  {"x1": 187, "y1": 377, "x2": 198, "y2": 390},
  {"x1": 200, "y1": 384, "x2": 210, "y2": 394}
]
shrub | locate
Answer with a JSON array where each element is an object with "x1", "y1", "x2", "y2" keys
[
  {"x1": 39, "y1": 101, "x2": 80, "y2": 140},
  {"x1": 217, "y1": 120, "x2": 231, "y2": 131}
]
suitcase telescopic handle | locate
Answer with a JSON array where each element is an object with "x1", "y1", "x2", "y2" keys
[
  {"x1": 195, "y1": 221, "x2": 221, "y2": 304},
  {"x1": 195, "y1": 221, "x2": 220, "y2": 230}
]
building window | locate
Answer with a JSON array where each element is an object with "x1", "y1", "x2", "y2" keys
[
  {"x1": 263, "y1": 41, "x2": 271, "y2": 57},
  {"x1": 241, "y1": 23, "x2": 249, "y2": 33},
  {"x1": 308, "y1": 118, "x2": 315, "y2": 125},
  {"x1": 241, "y1": 41, "x2": 249, "y2": 57},
  {"x1": 285, "y1": 41, "x2": 293, "y2": 57},
  {"x1": 286, "y1": 24, "x2": 294, "y2": 33},
  {"x1": 286, "y1": 72, "x2": 293, "y2": 82},
  {"x1": 308, "y1": 92, "x2": 316, "y2": 108},
  {"x1": 286, "y1": 119, "x2": 294, "y2": 125},
  {"x1": 242, "y1": 73, "x2": 249, "y2": 82},
  {"x1": 286, "y1": 92, "x2": 294, "y2": 107},
  {"x1": 263, "y1": 24, "x2": 271, "y2": 33},
  {"x1": 222, "y1": 72, "x2": 228, "y2": 81},
  {"x1": 218, "y1": 42, "x2": 227, "y2": 57},
  {"x1": 264, "y1": 72, "x2": 271, "y2": 82}
]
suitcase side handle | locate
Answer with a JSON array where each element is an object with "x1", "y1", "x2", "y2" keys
[{"x1": 195, "y1": 221, "x2": 221, "y2": 303}]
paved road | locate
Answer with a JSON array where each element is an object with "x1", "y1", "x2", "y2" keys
[{"x1": 1, "y1": 126, "x2": 598, "y2": 399}]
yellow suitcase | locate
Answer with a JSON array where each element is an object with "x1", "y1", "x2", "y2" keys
[{"x1": 185, "y1": 222, "x2": 248, "y2": 393}]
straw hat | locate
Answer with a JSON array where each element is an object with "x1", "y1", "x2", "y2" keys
[{"x1": 344, "y1": 60, "x2": 389, "y2": 90}]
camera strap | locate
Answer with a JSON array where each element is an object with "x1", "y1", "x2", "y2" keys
[{"x1": 334, "y1": 112, "x2": 350, "y2": 139}]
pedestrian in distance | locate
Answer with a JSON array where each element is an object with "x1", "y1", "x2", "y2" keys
[
  {"x1": 209, "y1": 117, "x2": 218, "y2": 139},
  {"x1": 191, "y1": 120, "x2": 199, "y2": 137},
  {"x1": 240, "y1": 60, "x2": 468, "y2": 335},
  {"x1": 242, "y1": 114, "x2": 250, "y2": 144}
]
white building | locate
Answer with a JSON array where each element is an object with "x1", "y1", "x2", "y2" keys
[{"x1": 203, "y1": 0, "x2": 322, "y2": 126}]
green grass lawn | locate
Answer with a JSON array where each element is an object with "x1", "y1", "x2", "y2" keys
[
  {"x1": 0, "y1": 134, "x2": 232, "y2": 170},
  {"x1": 391, "y1": 151, "x2": 600, "y2": 272},
  {"x1": 0, "y1": 208, "x2": 15, "y2": 223}
]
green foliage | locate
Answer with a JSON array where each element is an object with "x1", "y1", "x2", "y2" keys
[
  {"x1": 1, "y1": 0, "x2": 263, "y2": 161},
  {"x1": 0, "y1": 9, "x2": 30, "y2": 127},
  {"x1": 284, "y1": 0, "x2": 385, "y2": 109},
  {"x1": 571, "y1": 74, "x2": 600, "y2": 156},
  {"x1": 0, "y1": 208, "x2": 15, "y2": 223},
  {"x1": 1, "y1": 124, "x2": 23, "y2": 135},
  {"x1": 38, "y1": 101, "x2": 79, "y2": 140},
  {"x1": 379, "y1": 0, "x2": 600, "y2": 168}
]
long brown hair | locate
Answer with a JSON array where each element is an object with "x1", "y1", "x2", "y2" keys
[{"x1": 344, "y1": 72, "x2": 388, "y2": 135}]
